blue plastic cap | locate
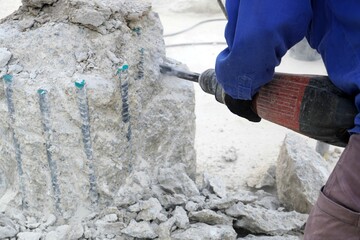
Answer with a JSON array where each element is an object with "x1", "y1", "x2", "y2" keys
[
  {"x1": 75, "y1": 79, "x2": 86, "y2": 89},
  {"x1": 2, "y1": 74, "x2": 13, "y2": 83}
]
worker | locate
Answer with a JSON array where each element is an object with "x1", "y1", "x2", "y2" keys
[{"x1": 215, "y1": 1, "x2": 360, "y2": 238}]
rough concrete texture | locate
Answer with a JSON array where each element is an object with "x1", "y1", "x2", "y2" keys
[
  {"x1": 0, "y1": 165, "x2": 306, "y2": 239},
  {"x1": 0, "y1": 0, "x2": 195, "y2": 219},
  {"x1": 276, "y1": 133, "x2": 330, "y2": 213}
]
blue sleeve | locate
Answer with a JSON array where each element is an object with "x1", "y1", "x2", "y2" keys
[{"x1": 215, "y1": 0, "x2": 312, "y2": 100}]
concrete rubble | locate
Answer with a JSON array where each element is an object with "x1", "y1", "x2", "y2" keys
[
  {"x1": 1, "y1": 163, "x2": 308, "y2": 239},
  {"x1": 0, "y1": 132, "x2": 341, "y2": 239}
]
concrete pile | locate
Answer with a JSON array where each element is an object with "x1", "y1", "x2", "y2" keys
[
  {"x1": 0, "y1": 0, "x2": 195, "y2": 220},
  {"x1": 0, "y1": 132, "x2": 340, "y2": 239},
  {"x1": 1, "y1": 163, "x2": 307, "y2": 240}
]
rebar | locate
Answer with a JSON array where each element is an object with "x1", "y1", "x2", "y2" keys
[{"x1": 75, "y1": 80, "x2": 99, "y2": 206}]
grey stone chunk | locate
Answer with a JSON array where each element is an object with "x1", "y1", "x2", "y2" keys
[
  {"x1": 207, "y1": 196, "x2": 238, "y2": 210},
  {"x1": 152, "y1": 185, "x2": 188, "y2": 209},
  {"x1": 189, "y1": 195, "x2": 206, "y2": 205},
  {"x1": 173, "y1": 206, "x2": 189, "y2": 229},
  {"x1": 254, "y1": 196, "x2": 281, "y2": 210},
  {"x1": 158, "y1": 164, "x2": 200, "y2": 197},
  {"x1": 115, "y1": 173, "x2": 152, "y2": 207},
  {"x1": 0, "y1": 215, "x2": 18, "y2": 239},
  {"x1": 157, "y1": 217, "x2": 176, "y2": 240},
  {"x1": 0, "y1": 48, "x2": 12, "y2": 68},
  {"x1": 189, "y1": 209, "x2": 233, "y2": 225},
  {"x1": 227, "y1": 202, "x2": 307, "y2": 235},
  {"x1": 134, "y1": 198, "x2": 163, "y2": 221},
  {"x1": 94, "y1": 220, "x2": 126, "y2": 236},
  {"x1": 40, "y1": 214, "x2": 57, "y2": 228},
  {"x1": 121, "y1": 219, "x2": 157, "y2": 239},
  {"x1": 203, "y1": 172, "x2": 227, "y2": 198},
  {"x1": 230, "y1": 189, "x2": 258, "y2": 204},
  {"x1": 276, "y1": 133, "x2": 330, "y2": 213},
  {"x1": 17, "y1": 232, "x2": 42, "y2": 240},
  {"x1": 171, "y1": 223, "x2": 236, "y2": 240},
  {"x1": 185, "y1": 201, "x2": 199, "y2": 212}
]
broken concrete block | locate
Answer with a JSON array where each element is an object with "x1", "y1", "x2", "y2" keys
[
  {"x1": 173, "y1": 206, "x2": 189, "y2": 229},
  {"x1": 276, "y1": 133, "x2": 330, "y2": 213},
  {"x1": 0, "y1": 0, "x2": 195, "y2": 219},
  {"x1": 203, "y1": 172, "x2": 228, "y2": 198},
  {"x1": 227, "y1": 201, "x2": 307, "y2": 236},
  {"x1": 189, "y1": 209, "x2": 233, "y2": 226},
  {"x1": 135, "y1": 198, "x2": 163, "y2": 221},
  {"x1": 0, "y1": 215, "x2": 19, "y2": 239},
  {"x1": 157, "y1": 217, "x2": 176, "y2": 239},
  {"x1": 171, "y1": 223, "x2": 237, "y2": 240},
  {"x1": 121, "y1": 219, "x2": 158, "y2": 239},
  {"x1": 158, "y1": 164, "x2": 200, "y2": 197}
]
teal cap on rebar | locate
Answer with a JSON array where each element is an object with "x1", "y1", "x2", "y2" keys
[
  {"x1": 75, "y1": 79, "x2": 86, "y2": 89},
  {"x1": 37, "y1": 89, "x2": 47, "y2": 95},
  {"x1": 122, "y1": 64, "x2": 129, "y2": 70},
  {"x1": 117, "y1": 64, "x2": 129, "y2": 74},
  {"x1": 2, "y1": 74, "x2": 13, "y2": 83},
  {"x1": 133, "y1": 27, "x2": 141, "y2": 34}
]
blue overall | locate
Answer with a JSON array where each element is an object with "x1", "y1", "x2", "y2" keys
[{"x1": 215, "y1": 0, "x2": 360, "y2": 133}]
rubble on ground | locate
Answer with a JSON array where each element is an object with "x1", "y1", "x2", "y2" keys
[
  {"x1": 2, "y1": 163, "x2": 307, "y2": 239},
  {"x1": 1, "y1": 132, "x2": 341, "y2": 239}
]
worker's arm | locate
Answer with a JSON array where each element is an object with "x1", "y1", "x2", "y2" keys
[{"x1": 215, "y1": 0, "x2": 312, "y2": 100}]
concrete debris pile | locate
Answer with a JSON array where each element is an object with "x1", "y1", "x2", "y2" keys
[
  {"x1": 0, "y1": 0, "x2": 195, "y2": 219},
  {"x1": 1, "y1": 163, "x2": 307, "y2": 240}
]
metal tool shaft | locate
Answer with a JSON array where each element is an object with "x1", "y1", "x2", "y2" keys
[{"x1": 160, "y1": 64, "x2": 200, "y2": 82}]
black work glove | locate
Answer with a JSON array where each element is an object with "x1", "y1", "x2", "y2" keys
[{"x1": 224, "y1": 94, "x2": 261, "y2": 122}]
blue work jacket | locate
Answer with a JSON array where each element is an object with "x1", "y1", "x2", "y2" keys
[{"x1": 215, "y1": 0, "x2": 360, "y2": 133}]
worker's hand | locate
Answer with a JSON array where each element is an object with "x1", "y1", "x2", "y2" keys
[{"x1": 224, "y1": 94, "x2": 261, "y2": 122}]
